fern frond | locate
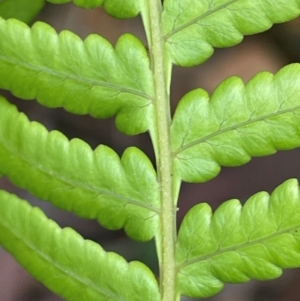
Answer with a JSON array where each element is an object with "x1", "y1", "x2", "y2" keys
[
  {"x1": 0, "y1": 17, "x2": 154, "y2": 134},
  {"x1": 177, "y1": 179, "x2": 300, "y2": 298},
  {"x1": 46, "y1": 0, "x2": 140, "y2": 18},
  {"x1": 0, "y1": 0, "x2": 45, "y2": 23},
  {"x1": 0, "y1": 189, "x2": 160, "y2": 301},
  {"x1": 0, "y1": 97, "x2": 159, "y2": 241},
  {"x1": 162, "y1": 0, "x2": 300, "y2": 66},
  {"x1": 171, "y1": 64, "x2": 300, "y2": 183}
]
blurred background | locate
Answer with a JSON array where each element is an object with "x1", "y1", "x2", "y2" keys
[{"x1": 1, "y1": 2, "x2": 300, "y2": 300}]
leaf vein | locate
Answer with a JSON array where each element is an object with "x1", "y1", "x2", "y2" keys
[
  {"x1": 165, "y1": 0, "x2": 239, "y2": 40},
  {"x1": 173, "y1": 104, "x2": 300, "y2": 156}
]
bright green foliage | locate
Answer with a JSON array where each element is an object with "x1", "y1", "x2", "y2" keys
[
  {"x1": 0, "y1": 189, "x2": 160, "y2": 301},
  {"x1": 46, "y1": 0, "x2": 102, "y2": 8},
  {"x1": 102, "y1": 0, "x2": 140, "y2": 18},
  {"x1": 0, "y1": 17, "x2": 154, "y2": 135},
  {"x1": 176, "y1": 179, "x2": 300, "y2": 298},
  {"x1": 46, "y1": 0, "x2": 140, "y2": 18},
  {"x1": 0, "y1": 0, "x2": 45, "y2": 23},
  {"x1": 1, "y1": 1, "x2": 300, "y2": 301},
  {"x1": 162, "y1": 0, "x2": 300, "y2": 66},
  {"x1": 171, "y1": 64, "x2": 300, "y2": 183},
  {"x1": 0, "y1": 96, "x2": 159, "y2": 241}
]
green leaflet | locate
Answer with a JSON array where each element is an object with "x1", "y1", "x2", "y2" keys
[
  {"x1": 0, "y1": 190, "x2": 160, "y2": 301},
  {"x1": 102, "y1": 0, "x2": 140, "y2": 18},
  {"x1": 171, "y1": 64, "x2": 300, "y2": 183},
  {"x1": 0, "y1": 17, "x2": 154, "y2": 135},
  {"x1": 46, "y1": 0, "x2": 140, "y2": 18},
  {"x1": 0, "y1": 0, "x2": 45, "y2": 23},
  {"x1": 176, "y1": 179, "x2": 300, "y2": 298},
  {"x1": 46, "y1": 0, "x2": 102, "y2": 8},
  {"x1": 162, "y1": 0, "x2": 300, "y2": 66},
  {"x1": 0, "y1": 97, "x2": 160, "y2": 241}
]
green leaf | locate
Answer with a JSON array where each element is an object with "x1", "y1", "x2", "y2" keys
[
  {"x1": 162, "y1": 0, "x2": 300, "y2": 66},
  {"x1": 0, "y1": 0, "x2": 45, "y2": 23},
  {"x1": 0, "y1": 97, "x2": 160, "y2": 241},
  {"x1": 0, "y1": 189, "x2": 160, "y2": 301},
  {"x1": 0, "y1": 17, "x2": 154, "y2": 135},
  {"x1": 176, "y1": 179, "x2": 300, "y2": 298},
  {"x1": 102, "y1": 0, "x2": 140, "y2": 18},
  {"x1": 46, "y1": 0, "x2": 101, "y2": 8},
  {"x1": 171, "y1": 64, "x2": 300, "y2": 183},
  {"x1": 46, "y1": 0, "x2": 140, "y2": 18}
]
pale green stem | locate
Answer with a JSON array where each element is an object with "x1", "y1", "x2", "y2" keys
[{"x1": 147, "y1": 1, "x2": 177, "y2": 301}]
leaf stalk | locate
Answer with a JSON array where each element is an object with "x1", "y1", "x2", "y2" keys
[{"x1": 147, "y1": 1, "x2": 177, "y2": 301}]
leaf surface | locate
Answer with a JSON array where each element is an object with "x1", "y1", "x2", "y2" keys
[
  {"x1": 177, "y1": 179, "x2": 300, "y2": 298},
  {"x1": 0, "y1": 17, "x2": 154, "y2": 135},
  {"x1": 162, "y1": 0, "x2": 300, "y2": 66},
  {"x1": 171, "y1": 64, "x2": 300, "y2": 183},
  {"x1": 0, "y1": 190, "x2": 160, "y2": 301},
  {"x1": 0, "y1": 97, "x2": 159, "y2": 241},
  {"x1": 0, "y1": 0, "x2": 45, "y2": 23},
  {"x1": 46, "y1": 0, "x2": 140, "y2": 18}
]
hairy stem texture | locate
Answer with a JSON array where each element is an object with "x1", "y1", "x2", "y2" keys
[{"x1": 148, "y1": 1, "x2": 177, "y2": 301}]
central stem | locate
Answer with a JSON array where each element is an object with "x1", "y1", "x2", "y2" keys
[{"x1": 148, "y1": 1, "x2": 177, "y2": 301}]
